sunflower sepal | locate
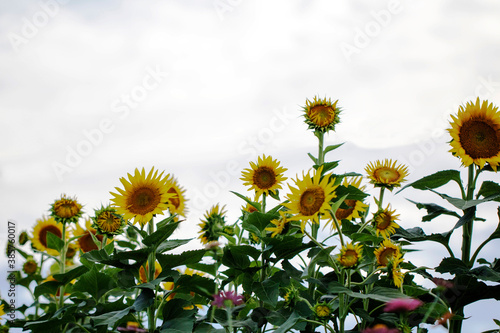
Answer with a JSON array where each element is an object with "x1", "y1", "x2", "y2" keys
[{"x1": 268, "y1": 189, "x2": 281, "y2": 201}]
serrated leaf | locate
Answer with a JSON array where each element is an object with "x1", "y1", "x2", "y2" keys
[
  {"x1": 157, "y1": 249, "x2": 206, "y2": 271},
  {"x1": 73, "y1": 266, "x2": 116, "y2": 301},
  {"x1": 478, "y1": 181, "x2": 500, "y2": 202},
  {"x1": 398, "y1": 169, "x2": 462, "y2": 193},
  {"x1": 408, "y1": 200, "x2": 461, "y2": 222},
  {"x1": 230, "y1": 191, "x2": 262, "y2": 211},
  {"x1": 253, "y1": 280, "x2": 279, "y2": 307},
  {"x1": 242, "y1": 212, "x2": 277, "y2": 235},
  {"x1": 156, "y1": 239, "x2": 192, "y2": 254},
  {"x1": 142, "y1": 221, "x2": 180, "y2": 247},
  {"x1": 324, "y1": 143, "x2": 345, "y2": 155},
  {"x1": 307, "y1": 153, "x2": 318, "y2": 164},
  {"x1": 53, "y1": 265, "x2": 89, "y2": 284},
  {"x1": 436, "y1": 257, "x2": 469, "y2": 275},
  {"x1": 46, "y1": 232, "x2": 64, "y2": 252}
]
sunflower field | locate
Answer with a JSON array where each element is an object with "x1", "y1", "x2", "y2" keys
[{"x1": 3, "y1": 97, "x2": 500, "y2": 333}]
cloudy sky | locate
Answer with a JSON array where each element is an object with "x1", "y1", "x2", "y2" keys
[{"x1": 1, "y1": 0, "x2": 500, "y2": 331}]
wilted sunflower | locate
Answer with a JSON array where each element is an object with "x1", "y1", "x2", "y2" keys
[
  {"x1": 283, "y1": 167, "x2": 337, "y2": 231},
  {"x1": 387, "y1": 254, "x2": 405, "y2": 288},
  {"x1": 73, "y1": 219, "x2": 104, "y2": 253},
  {"x1": 139, "y1": 261, "x2": 162, "y2": 283},
  {"x1": 50, "y1": 194, "x2": 83, "y2": 224},
  {"x1": 165, "y1": 175, "x2": 188, "y2": 217},
  {"x1": 31, "y1": 216, "x2": 63, "y2": 256},
  {"x1": 265, "y1": 212, "x2": 289, "y2": 238},
  {"x1": 365, "y1": 159, "x2": 409, "y2": 190},
  {"x1": 373, "y1": 205, "x2": 400, "y2": 239},
  {"x1": 92, "y1": 205, "x2": 125, "y2": 237},
  {"x1": 338, "y1": 242, "x2": 363, "y2": 268},
  {"x1": 302, "y1": 96, "x2": 341, "y2": 133},
  {"x1": 374, "y1": 239, "x2": 401, "y2": 267},
  {"x1": 448, "y1": 98, "x2": 500, "y2": 170},
  {"x1": 241, "y1": 155, "x2": 287, "y2": 197},
  {"x1": 110, "y1": 167, "x2": 175, "y2": 226},
  {"x1": 198, "y1": 204, "x2": 227, "y2": 244}
]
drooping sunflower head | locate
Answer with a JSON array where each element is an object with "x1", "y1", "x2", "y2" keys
[
  {"x1": 73, "y1": 219, "x2": 104, "y2": 253},
  {"x1": 241, "y1": 155, "x2": 288, "y2": 197},
  {"x1": 31, "y1": 216, "x2": 63, "y2": 256},
  {"x1": 198, "y1": 204, "x2": 227, "y2": 244},
  {"x1": 302, "y1": 96, "x2": 341, "y2": 133},
  {"x1": 139, "y1": 261, "x2": 162, "y2": 284},
  {"x1": 110, "y1": 167, "x2": 175, "y2": 226},
  {"x1": 448, "y1": 98, "x2": 500, "y2": 170},
  {"x1": 338, "y1": 242, "x2": 363, "y2": 268},
  {"x1": 331, "y1": 177, "x2": 369, "y2": 226},
  {"x1": 19, "y1": 231, "x2": 29, "y2": 245},
  {"x1": 165, "y1": 175, "x2": 188, "y2": 217},
  {"x1": 374, "y1": 239, "x2": 401, "y2": 267},
  {"x1": 365, "y1": 159, "x2": 409, "y2": 190},
  {"x1": 373, "y1": 205, "x2": 400, "y2": 239},
  {"x1": 314, "y1": 302, "x2": 333, "y2": 319},
  {"x1": 387, "y1": 254, "x2": 405, "y2": 288},
  {"x1": 92, "y1": 205, "x2": 126, "y2": 237},
  {"x1": 265, "y1": 212, "x2": 289, "y2": 238},
  {"x1": 50, "y1": 194, "x2": 83, "y2": 224},
  {"x1": 283, "y1": 167, "x2": 338, "y2": 231}
]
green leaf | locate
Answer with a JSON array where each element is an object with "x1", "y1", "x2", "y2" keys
[
  {"x1": 73, "y1": 266, "x2": 116, "y2": 301},
  {"x1": 92, "y1": 308, "x2": 131, "y2": 328},
  {"x1": 266, "y1": 236, "x2": 315, "y2": 262},
  {"x1": 478, "y1": 181, "x2": 500, "y2": 202},
  {"x1": 142, "y1": 221, "x2": 180, "y2": 247},
  {"x1": 307, "y1": 153, "x2": 318, "y2": 164},
  {"x1": 132, "y1": 288, "x2": 155, "y2": 311},
  {"x1": 46, "y1": 232, "x2": 64, "y2": 252},
  {"x1": 470, "y1": 266, "x2": 500, "y2": 282},
  {"x1": 392, "y1": 227, "x2": 451, "y2": 247},
  {"x1": 452, "y1": 207, "x2": 476, "y2": 230},
  {"x1": 314, "y1": 161, "x2": 339, "y2": 173},
  {"x1": 273, "y1": 311, "x2": 301, "y2": 333},
  {"x1": 253, "y1": 280, "x2": 280, "y2": 307},
  {"x1": 174, "y1": 274, "x2": 217, "y2": 298},
  {"x1": 231, "y1": 191, "x2": 262, "y2": 211},
  {"x1": 436, "y1": 257, "x2": 469, "y2": 275},
  {"x1": 398, "y1": 169, "x2": 462, "y2": 193},
  {"x1": 34, "y1": 280, "x2": 61, "y2": 298},
  {"x1": 242, "y1": 212, "x2": 278, "y2": 235},
  {"x1": 161, "y1": 299, "x2": 196, "y2": 333},
  {"x1": 53, "y1": 265, "x2": 89, "y2": 284},
  {"x1": 157, "y1": 239, "x2": 192, "y2": 254},
  {"x1": 157, "y1": 249, "x2": 206, "y2": 271},
  {"x1": 408, "y1": 200, "x2": 461, "y2": 222},
  {"x1": 222, "y1": 245, "x2": 260, "y2": 270},
  {"x1": 324, "y1": 143, "x2": 345, "y2": 155}
]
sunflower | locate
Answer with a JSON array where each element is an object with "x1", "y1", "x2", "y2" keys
[
  {"x1": 283, "y1": 167, "x2": 338, "y2": 231},
  {"x1": 365, "y1": 159, "x2": 409, "y2": 190},
  {"x1": 19, "y1": 231, "x2": 29, "y2": 245},
  {"x1": 241, "y1": 155, "x2": 288, "y2": 197},
  {"x1": 374, "y1": 239, "x2": 401, "y2": 267},
  {"x1": 330, "y1": 177, "x2": 369, "y2": 227},
  {"x1": 50, "y1": 194, "x2": 83, "y2": 224},
  {"x1": 92, "y1": 205, "x2": 126, "y2": 237},
  {"x1": 338, "y1": 242, "x2": 363, "y2": 268},
  {"x1": 110, "y1": 167, "x2": 175, "y2": 226},
  {"x1": 265, "y1": 212, "x2": 289, "y2": 238},
  {"x1": 448, "y1": 98, "x2": 500, "y2": 170},
  {"x1": 163, "y1": 268, "x2": 204, "y2": 309},
  {"x1": 73, "y1": 219, "x2": 104, "y2": 253},
  {"x1": 165, "y1": 175, "x2": 188, "y2": 217},
  {"x1": 139, "y1": 261, "x2": 162, "y2": 283},
  {"x1": 302, "y1": 96, "x2": 341, "y2": 133},
  {"x1": 314, "y1": 302, "x2": 332, "y2": 319},
  {"x1": 373, "y1": 205, "x2": 400, "y2": 239},
  {"x1": 387, "y1": 254, "x2": 405, "y2": 288},
  {"x1": 31, "y1": 216, "x2": 63, "y2": 256},
  {"x1": 0, "y1": 304, "x2": 4, "y2": 317},
  {"x1": 23, "y1": 257, "x2": 38, "y2": 275},
  {"x1": 198, "y1": 204, "x2": 227, "y2": 244}
]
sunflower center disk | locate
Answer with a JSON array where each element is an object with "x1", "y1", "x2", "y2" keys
[
  {"x1": 253, "y1": 167, "x2": 276, "y2": 189},
  {"x1": 343, "y1": 250, "x2": 358, "y2": 266},
  {"x1": 375, "y1": 168, "x2": 400, "y2": 183},
  {"x1": 377, "y1": 213, "x2": 392, "y2": 230},
  {"x1": 309, "y1": 105, "x2": 335, "y2": 126},
  {"x1": 459, "y1": 120, "x2": 500, "y2": 158},
  {"x1": 55, "y1": 201, "x2": 79, "y2": 218},
  {"x1": 98, "y1": 212, "x2": 120, "y2": 232},
  {"x1": 128, "y1": 187, "x2": 161, "y2": 214},
  {"x1": 40, "y1": 226, "x2": 62, "y2": 247},
  {"x1": 79, "y1": 232, "x2": 100, "y2": 252},
  {"x1": 335, "y1": 199, "x2": 356, "y2": 220},
  {"x1": 167, "y1": 188, "x2": 180, "y2": 208},
  {"x1": 379, "y1": 248, "x2": 396, "y2": 266},
  {"x1": 299, "y1": 187, "x2": 325, "y2": 216}
]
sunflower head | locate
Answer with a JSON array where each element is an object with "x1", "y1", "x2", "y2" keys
[
  {"x1": 23, "y1": 257, "x2": 38, "y2": 275},
  {"x1": 92, "y1": 205, "x2": 126, "y2": 237},
  {"x1": 241, "y1": 155, "x2": 288, "y2": 197},
  {"x1": 165, "y1": 175, "x2": 188, "y2": 217},
  {"x1": 19, "y1": 231, "x2": 29, "y2": 245},
  {"x1": 314, "y1": 302, "x2": 333, "y2": 319},
  {"x1": 110, "y1": 167, "x2": 175, "y2": 226},
  {"x1": 31, "y1": 216, "x2": 63, "y2": 256},
  {"x1": 373, "y1": 205, "x2": 400, "y2": 239},
  {"x1": 387, "y1": 254, "x2": 405, "y2": 288},
  {"x1": 338, "y1": 242, "x2": 363, "y2": 268},
  {"x1": 283, "y1": 167, "x2": 338, "y2": 231},
  {"x1": 374, "y1": 239, "x2": 401, "y2": 267},
  {"x1": 50, "y1": 194, "x2": 83, "y2": 224},
  {"x1": 265, "y1": 212, "x2": 289, "y2": 238},
  {"x1": 139, "y1": 261, "x2": 162, "y2": 283},
  {"x1": 198, "y1": 204, "x2": 227, "y2": 244},
  {"x1": 330, "y1": 177, "x2": 369, "y2": 226},
  {"x1": 73, "y1": 219, "x2": 104, "y2": 253},
  {"x1": 365, "y1": 159, "x2": 409, "y2": 190},
  {"x1": 448, "y1": 98, "x2": 500, "y2": 170},
  {"x1": 302, "y1": 96, "x2": 341, "y2": 133}
]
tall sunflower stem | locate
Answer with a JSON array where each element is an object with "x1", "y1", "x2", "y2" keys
[
  {"x1": 331, "y1": 214, "x2": 345, "y2": 247},
  {"x1": 147, "y1": 218, "x2": 156, "y2": 333},
  {"x1": 312, "y1": 131, "x2": 325, "y2": 241},
  {"x1": 57, "y1": 223, "x2": 67, "y2": 309},
  {"x1": 377, "y1": 187, "x2": 386, "y2": 210}
]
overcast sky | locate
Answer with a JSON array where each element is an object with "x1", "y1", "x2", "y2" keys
[{"x1": 2, "y1": 1, "x2": 500, "y2": 331}]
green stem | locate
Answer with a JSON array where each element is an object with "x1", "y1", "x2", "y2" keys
[
  {"x1": 312, "y1": 131, "x2": 325, "y2": 241},
  {"x1": 147, "y1": 218, "x2": 156, "y2": 333},
  {"x1": 58, "y1": 223, "x2": 67, "y2": 309},
  {"x1": 377, "y1": 187, "x2": 386, "y2": 210},
  {"x1": 331, "y1": 213, "x2": 344, "y2": 247}
]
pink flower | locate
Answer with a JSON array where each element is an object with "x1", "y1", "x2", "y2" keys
[
  {"x1": 362, "y1": 324, "x2": 400, "y2": 333},
  {"x1": 212, "y1": 290, "x2": 244, "y2": 308},
  {"x1": 384, "y1": 298, "x2": 423, "y2": 313}
]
